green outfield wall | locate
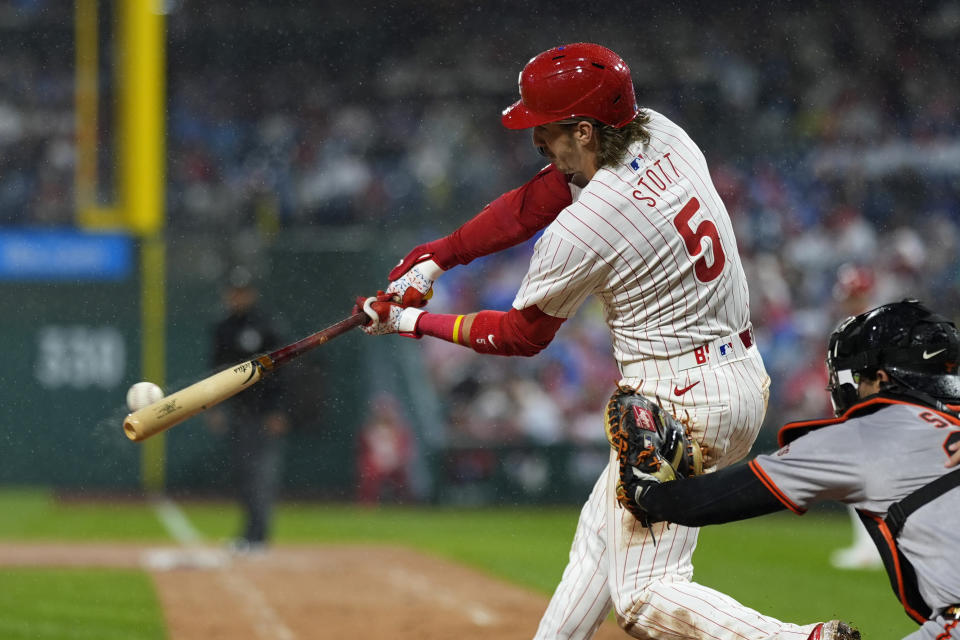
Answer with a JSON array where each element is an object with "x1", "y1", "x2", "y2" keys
[
  {"x1": 0, "y1": 228, "x2": 605, "y2": 504},
  {"x1": 0, "y1": 229, "x2": 375, "y2": 497}
]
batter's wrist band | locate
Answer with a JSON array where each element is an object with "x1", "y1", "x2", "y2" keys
[
  {"x1": 416, "y1": 313, "x2": 463, "y2": 346},
  {"x1": 452, "y1": 315, "x2": 465, "y2": 344}
]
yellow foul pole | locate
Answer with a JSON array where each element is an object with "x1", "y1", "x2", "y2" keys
[{"x1": 117, "y1": 0, "x2": 167, "y2": 492}]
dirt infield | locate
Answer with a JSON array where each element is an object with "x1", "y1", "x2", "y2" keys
[{"x1": 0, "y1": 542, "x2": 625, "y2": 639}]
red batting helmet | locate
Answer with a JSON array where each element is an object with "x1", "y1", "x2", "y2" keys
[{"x1": 501, "y1": 43, "x2": 640, "y2": 130}]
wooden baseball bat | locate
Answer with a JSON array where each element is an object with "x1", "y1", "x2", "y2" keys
[{"x1": 123, "y1": 311, "x2": 368, "y2": 442}]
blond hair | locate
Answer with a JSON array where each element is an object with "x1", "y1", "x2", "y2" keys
[
  {"x1": 570, "y1": 110, "x2": 651, "y2": 169},
  {"x1": 599, "y1": 110, "x2": 651, "y2": 168}
]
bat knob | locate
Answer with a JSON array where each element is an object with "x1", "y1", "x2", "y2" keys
[{"x1": 123, "y1": 416, "x2": 141, "y2": 441}]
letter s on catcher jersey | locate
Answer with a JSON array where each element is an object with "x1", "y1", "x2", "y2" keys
[
  {"x1": 751, "y1": 402, "x2": 960, "y2": 613},
  {"x1": 513, "y1": 110, "x2": 750, "y2": 371}
]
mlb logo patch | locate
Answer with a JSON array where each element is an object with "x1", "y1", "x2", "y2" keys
[
  {"x1": 629, "y1": 155, "x2": 645, "y2": 171},
  {"x1": 632, "y1": 406, "x2": 657, "y2": 432},
  {"x1": 717, "y1": 342, "x2": 734, "y2": 358}
]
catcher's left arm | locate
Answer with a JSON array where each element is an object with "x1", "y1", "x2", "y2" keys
[
  {"x1": 604, "y1": 387, "x2": 783, "y2": 526},
  {"x1": 629, "y1": 464, "x2": 787, "y2": 527}
]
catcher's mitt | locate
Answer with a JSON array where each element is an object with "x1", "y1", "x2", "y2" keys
[{"x1": 604, "y1": 386, "x2": 703, "y2": 523}]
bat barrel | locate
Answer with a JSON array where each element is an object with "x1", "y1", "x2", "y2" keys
[
  {"x1": 123, "y1": 360, "x2": 265, "y2": 442},
  {"x1": 123, "y1": 311, "x2": 366, "y2": 443}
]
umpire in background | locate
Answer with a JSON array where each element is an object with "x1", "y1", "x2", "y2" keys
[{"x1": 208, "y1": 266, "x2": 289, "y2": 553}]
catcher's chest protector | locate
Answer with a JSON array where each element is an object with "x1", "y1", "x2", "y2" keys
[{"x1": 857, "y1": 469, "x2": 960, "y2": 624}]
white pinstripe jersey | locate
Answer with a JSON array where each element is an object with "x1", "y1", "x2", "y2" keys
[
  {"x1": 524, "y1": 116, "x2": 779, "y2": 640},
  {"x1": 513, "y1": 109, "x2": 751, "y2": 369}
]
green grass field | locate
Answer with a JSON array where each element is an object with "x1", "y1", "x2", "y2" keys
[
  {"x1": 0, "y1": 488, "x2": 916, "y2": 638},
  {"x1": 0, "y1": 568, "x2": 164, "y2": 640}
]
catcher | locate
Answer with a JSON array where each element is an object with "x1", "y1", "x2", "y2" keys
[{"x1": 622, "y1": 300, "x2": 960, "y2": 640}]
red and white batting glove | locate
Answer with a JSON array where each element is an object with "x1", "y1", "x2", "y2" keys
[
  {"x1": 385, "y1": 256, "x2": 445, "y2": 308},
  {"x1": 355, "y1": 292, "x2": 425, "y2": 337}
]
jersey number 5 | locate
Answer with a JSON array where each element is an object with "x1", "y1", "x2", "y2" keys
[{"x1": 674, "y1": 197, "x2": 726, "y2": 282}]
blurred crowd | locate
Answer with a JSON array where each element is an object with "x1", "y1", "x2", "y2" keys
[{"x1": 4, "y1": 0, "x2": 960, "y2": 449}]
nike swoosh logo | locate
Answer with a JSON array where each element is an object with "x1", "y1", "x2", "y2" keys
[
  {"x1": 487, "y1": 334, "x2": 498, "y2": 350},
  {"x1": 923, "y1": 349, "x2": 947, "y2": 359},
  {"x1": 673, "y1": 381, "x2": 700, "y2": 396}
]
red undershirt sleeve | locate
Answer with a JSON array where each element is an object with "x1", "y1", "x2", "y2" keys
[
  {"x1": 438, "y1": 165, "x2": 573, "y2": 268},
  {"x1": 416, "y1": 305, "x2": 566, "y2": 357}
]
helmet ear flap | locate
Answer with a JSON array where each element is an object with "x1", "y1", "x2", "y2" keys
[
  {"x1": 826, "y1": 312, "x2": 878, "y2": 415},
  {"x1": 827, "y1": 365, "x2": 861, "y2": 416}
]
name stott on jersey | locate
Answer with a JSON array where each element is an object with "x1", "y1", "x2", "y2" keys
[
  {"x1": 513, "y1": 110, "x2": 750, "y2": 372},
  {"x1": 752, "y1": 403, "x2": 960, "y2": 613}
]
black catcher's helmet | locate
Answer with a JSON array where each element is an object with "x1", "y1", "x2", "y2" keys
[{"x1": 826, "y1": 299, "x2": 960, "y2": 415}]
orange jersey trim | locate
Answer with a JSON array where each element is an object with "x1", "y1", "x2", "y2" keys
[
  {"x1": 862, "y1": 512, "x2": 929, "y2": 624},
  {"x1": 748, "y1": 460, "x2": 806, "y2": 515},
  {"x1": 778, "y1": 396, "x2": 960, "y2": 447}
]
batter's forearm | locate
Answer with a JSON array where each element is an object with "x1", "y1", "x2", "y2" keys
[
  {"x1": 415, "y1": 312, "x2": 478, "y2": 347},
  {"x1": 444, "y1": 166, "x2": 572, "y2": 266},
  {"x1": 447, "y1": 204, "x2": 548, "y2": 265},
  {"x1": 415, "y1": 306, "x2": 564, "y2": 356},
  {"x1": 638, "y1": 465, "x2": 786, "y2": 526}
]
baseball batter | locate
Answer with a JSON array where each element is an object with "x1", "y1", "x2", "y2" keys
[
  {"x1": 358, "y1": 43, "x2": 846, "y2": 639},
  {"x1": 628, "y1": 300, "x2": 960, "y2": 640}
]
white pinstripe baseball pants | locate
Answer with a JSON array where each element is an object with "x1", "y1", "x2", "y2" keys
[{"x1": 533, "y1": 349, "x2": 824, "y2": 639}]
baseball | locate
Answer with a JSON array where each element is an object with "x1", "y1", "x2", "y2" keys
[{"x1": 126, "y1": 381, "x2": 164, "y2": 412}]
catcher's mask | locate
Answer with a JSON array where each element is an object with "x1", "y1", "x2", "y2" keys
[{"x1": 826, "y1": 299, "x2": 960, "y2": 415}]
